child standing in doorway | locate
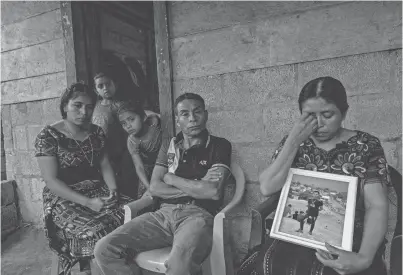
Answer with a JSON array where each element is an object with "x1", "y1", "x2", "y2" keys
[
  {"x1": 92, "y1": 71, "x2": 127, "y2": 170},
  {"x1": 117, "y1": 102, "x2": 162, "y2": 198},
  {"x1": 92, "y1": 71, "x2": 143, "y2": 199}
]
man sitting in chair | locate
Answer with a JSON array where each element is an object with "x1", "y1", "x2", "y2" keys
[{"x1": 94, "y1": 93, "x2": 232, "y2": 275}]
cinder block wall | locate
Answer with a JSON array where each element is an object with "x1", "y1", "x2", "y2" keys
[
  {"x1": 168, "y1": 1, "x2": 402, "y2": 264},
  {"x1": 1, "y1": 1, "x2": 67, "y2": 225}
]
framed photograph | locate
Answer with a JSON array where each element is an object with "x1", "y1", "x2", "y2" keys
[{"x1": 270, "y1": 168, "x2": 358, "y2": 251}]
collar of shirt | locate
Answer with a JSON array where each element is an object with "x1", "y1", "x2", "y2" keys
[{"x1": 174, "y1": 129, "x2": 211, "y2": 150}]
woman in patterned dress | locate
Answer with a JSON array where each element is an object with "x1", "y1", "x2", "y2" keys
[
  {"x1": 239, "y1": 77, "x2": 390, "y2": 275},
  {"x1": 34, "y1": 82, "x2": 133, "y2": 274}
]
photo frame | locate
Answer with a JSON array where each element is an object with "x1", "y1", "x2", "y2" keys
[{"x1": 270, "y1": 168, "x2": 358, "y2": 251}]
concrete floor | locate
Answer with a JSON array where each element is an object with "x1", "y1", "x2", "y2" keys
[
  {"x1": 1, "y1": 226, "x2": 158, "y2": 275},
  {"x1": 1, "y1": 226, "x2": 90, "y2": 275}
]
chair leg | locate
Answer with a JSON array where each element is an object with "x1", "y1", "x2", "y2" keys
[
  {"x1": 202, "y1": 256, "x2": 212, "y2": 275},
  {"x1": 90, "y1": 259, "x2": 101, "y2": 275},
  {"x1": 51, "y1": 254, "x2": 60, "y2": 275}
]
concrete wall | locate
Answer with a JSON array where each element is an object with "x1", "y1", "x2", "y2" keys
[
  {"x1": 168, "y1": 1, "x2": 402, "y2": 265},
  {"x1": 1, "y1": 180, "x2": 19, "y2": 240},
  {"x1": 1, "y1": 1, "x2": 67, "y2": 225}
]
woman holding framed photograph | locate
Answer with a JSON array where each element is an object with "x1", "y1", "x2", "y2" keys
[{"x1": 238, "y1": 77, "x2": 390, "y2": 275}]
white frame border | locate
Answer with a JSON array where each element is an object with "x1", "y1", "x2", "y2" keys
[{"x1": 270, "y1": 168, "x2": 358, "y2": 251}]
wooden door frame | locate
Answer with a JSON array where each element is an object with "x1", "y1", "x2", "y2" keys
[
  {"x1": 60, "y1": 1, "x2": 102, "y2": 89},
  {"x1": 153, "y1": 1, "x2": 175, "y2": 139},
  {"x1": 61, "y1": 1, "x2": 175, "y2": 138}
]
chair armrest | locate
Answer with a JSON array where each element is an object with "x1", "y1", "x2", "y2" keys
[
  {"x1": 219, "y1": 162, "x2": 246, "y2": 216},
  {"x1": 390, "y1": 235, "x2": 402, "y2": 275},
  {"x1": 248, "y1": 208, "x2": 264, "y2": 251},
  {"x1": 209, "y1": 212, "x2": 234, "y2": 275},
  {"x1": 248, "y1": 192, "x2": 281, "y2": 250},
  {"x1": 209, "y1": 162, "x2": 245, "y2": 275},
  {"x1": 124, "y1": 196, "x2": 154, "y2": 224},
  {"x1": 255, "y1": 191, "x2": 281, "y2": 218}
]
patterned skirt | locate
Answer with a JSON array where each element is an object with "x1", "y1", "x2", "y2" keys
[
  {"x1": 43, "y1": 180, "x2": 134, "y2": 273},
  {"x1": 237, "y1": 238, "x2": 387, "y2": 275}
]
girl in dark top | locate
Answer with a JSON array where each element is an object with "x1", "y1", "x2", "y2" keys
[{"x1": 117, "y1": 102, "x2": 162, "y2": 199}]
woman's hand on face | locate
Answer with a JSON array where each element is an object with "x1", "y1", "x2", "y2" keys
[
  {"x1": 85, "y1": 197, "x2": 105, "y2": 212},
  {"x1": 316, "y1": 243, "x2": 372, "y2": 275},
  {"x1": 289, "y1": 112, "x2": 318, "y2": 145}
]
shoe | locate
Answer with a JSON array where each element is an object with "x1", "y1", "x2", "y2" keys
[
  {"x1": 296, "y1": 229, "x2": 303, "y2": 233},
  {"x1": 308, "y1": 231, "x2": 312, "y2": 235}
]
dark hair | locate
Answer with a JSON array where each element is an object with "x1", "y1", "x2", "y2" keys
[
  {"x1": 116, "y1": 101, "x2": 146, "y2": 120},
  {"x1": 60, "y1": 82, "x2": 97, "y2": 119},
  {"x1": 93, "y1": 70, "x2": 117, "y2": 84},
  {"x1": 298, "y1": 76, "x2": 349, "y2": 115},
  {"x1": 174, "y1": 93, "x2": 205, "y2": 114},
  {"x1": 98, "y1": 50, "x2": 144, "y2": 105}
]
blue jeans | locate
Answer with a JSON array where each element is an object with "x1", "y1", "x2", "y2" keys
[{"x1": 94, "y1": 203, "x2": 214, "y2": 275}]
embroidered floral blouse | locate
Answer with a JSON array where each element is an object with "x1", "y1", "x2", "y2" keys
[{"x1": 273, "y1": 131, "x2": 390, "y2": 252}]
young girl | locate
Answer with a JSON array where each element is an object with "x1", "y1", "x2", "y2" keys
[
  {"x1": 92, "y1": 72, "x2": 128, "y2": 180},
  {"x1": 117, "y1": 102, "x2": 162, "y2": 199}
]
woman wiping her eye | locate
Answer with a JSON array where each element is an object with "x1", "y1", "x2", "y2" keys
[{"x1": 238, "y1": 76, "x2": 390, "y2": 275}]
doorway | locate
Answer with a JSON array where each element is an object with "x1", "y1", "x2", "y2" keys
[{"x1": 70, "y1": 1, "x2": 159, "y2": 112}]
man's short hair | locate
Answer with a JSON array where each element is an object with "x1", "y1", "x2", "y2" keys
[{"x1": 174, "y1": 93, "x2": 205, "y2": 114}]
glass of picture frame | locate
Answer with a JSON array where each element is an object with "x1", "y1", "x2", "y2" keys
[{"x1": 270, "y1": 168, "x2": 358, "y2": 252}]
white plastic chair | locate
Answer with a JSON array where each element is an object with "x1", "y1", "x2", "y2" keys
[{"x1": 123, "y1": 162, "x2": 246, "y2": 275}]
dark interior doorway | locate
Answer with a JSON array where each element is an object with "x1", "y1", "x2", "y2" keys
[{"x1": 71, "y1": 1, "x2": 159, "y2": 112}]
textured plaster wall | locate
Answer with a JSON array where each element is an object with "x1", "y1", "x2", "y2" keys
[
  {"x1": 168, "y1": 1, "x2": 402, "y2": 265},
  {"x1": 1, "y1": 1, "x2": 67, "y2": 225}
]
